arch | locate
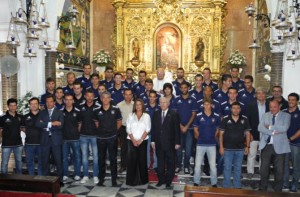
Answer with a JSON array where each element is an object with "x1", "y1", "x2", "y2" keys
[{"x1": 153, "y1": 23, "x2": 182, "y2": 71}]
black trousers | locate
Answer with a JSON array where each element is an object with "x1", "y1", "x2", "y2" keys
[
  {"x1": 260, "y1": 144, "x2": 285, "y2": 192},
  {"x1": 97, "y1": 137, "x2": 117, "y2": 183},
  {"x1": 126, "y1": 140, "x2": 148, "y2": 186},
  {"x1": 156, "y1": 147, "x2": 175, "y2": 185},
  {"x1": 41, "y1": 141, "x2": 63, "y2": 180},
  {"x1": 119, "y1": 126, "x2": 127, "y2": 168}
]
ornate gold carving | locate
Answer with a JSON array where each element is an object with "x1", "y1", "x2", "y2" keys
[{"x1": 112, "y1": 0, "x2": 226, "y2": 76}]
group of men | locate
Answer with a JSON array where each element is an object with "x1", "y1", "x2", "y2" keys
[{"x1": 0, "y1": 64, "x2": 299, "y2": 192}]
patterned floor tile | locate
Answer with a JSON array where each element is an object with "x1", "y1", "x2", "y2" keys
[
  {"x1": 87, "y1": 186, "x2": 120, "y2": 197},
  {"x1": 117, "y1": 188, "x2": 145, "y2": 197},
  {"x1": 144, "y1": 189, "x2": 173, "y2": 197},
  {"x1": 66, "y1": 185, "x2": 90, "y2": 195}
]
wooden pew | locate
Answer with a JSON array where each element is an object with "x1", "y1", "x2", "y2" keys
[
  {"x1": 184, "y1": 185, "x2": 300, "y2": 197},
  {"x1": 0, "y1": 174, "x2": 60, "y2": 197}
]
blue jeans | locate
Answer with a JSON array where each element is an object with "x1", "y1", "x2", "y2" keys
[
  {"x1": 63, "y1": 141, "x2": 81, "y2": 177},
  {"x1": 284, "y1": 145, "x2": 300, "y2": 190},
  {"x1": 1, "y1": 146, "x2": 23, "y2": 174},
  {"x1": 147, "y1": 135, "x2": 157, "y2": 168},
  {"x1": 176, "y1": 128, "x2": 193, "y2": 168},
  {"x1": 25, "y1": 144, "x2": 42, "y2": 175},
  {"x1": 193, "y1": 146, "x2": 217, "y2": 185},
  {"x1": 223, "y1": 150, "x2": 244, "y2": 188},
  {"x1": 80, "y1": 136, "x2": 98, "y2": 177}
]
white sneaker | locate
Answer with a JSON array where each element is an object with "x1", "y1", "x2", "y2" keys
[
  {"x1": 93, "y1": 177, "x2": 99, "y2": 184},
  {"x1": 80, "y1": 176, "x2": 89, "y2": 184},
  {"x1": 63, "y1": 176, "x2": 68, "y2": 183},
  {"x1": 74, "y1": 176, "x2": 81, "y2": 181}
]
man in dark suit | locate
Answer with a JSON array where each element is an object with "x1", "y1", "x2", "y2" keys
[
  {"x1": 246, "y1": 87, "x2": 269, "y2": 179},
  {"x1": 36, "y1": 95, "x2": 64, "y2": 186},
  {"x1": 151, "y1": 97, "x2": 181, "y2": 189}
]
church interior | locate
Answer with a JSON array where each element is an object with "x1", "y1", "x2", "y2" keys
[{"x1": 0, "y1": 0, "x2": 300, "y2": 196}]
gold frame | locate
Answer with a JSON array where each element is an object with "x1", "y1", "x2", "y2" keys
[{"x1": 153, "y1": 23, "x2": 182, "y2": 71}]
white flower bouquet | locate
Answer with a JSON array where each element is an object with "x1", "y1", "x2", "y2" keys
[
  {"x1": 227, "y1": 50, "x2": 246, "y2": 68},
  {"x1": 92, "y1": 49, "x2": 112, "y2": 67}
]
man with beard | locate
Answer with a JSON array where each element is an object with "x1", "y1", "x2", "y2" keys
[{"x1": 172, "y1": 68, "x2": 191, "y2": 96}]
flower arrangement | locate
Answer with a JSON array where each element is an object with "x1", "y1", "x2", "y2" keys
[
  {"x1": 227, "y1": 50, "x2": 246, "y2": 68},
  {"x1": 92, "y1": 49, "x2": 112, "y2": 67},
  {"x1": 17, "y1": 91, "x2": 33, "y2": 115}
]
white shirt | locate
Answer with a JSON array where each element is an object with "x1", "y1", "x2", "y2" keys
[
  {"x1": 126, "y1": 112, "x2": 151, "y2": 140},
  {"x1": 117, "y1": 100, "x2": 134, "y2": 126},
  {"x1": 153, "y1": 77, "x2": 175, "y2": 96}
]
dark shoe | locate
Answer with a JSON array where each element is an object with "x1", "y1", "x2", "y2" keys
[
  {"x1": 175, "y1": 167, "x2": 181, "y2": 173},
  {"x1": 203, "y1": 169, "x2": 210, "y2": 176},
  {"x1": 290, "y1": 188, "x2": 297, "y2": 193},
  {"x1": 156, "y1": 182, "x2": 164, "y2": 187},
  {"x1": 60, "y1": 182, "x2": 64, "y2": 187},
  {"x1": 212, "y1": 184, "x2": 217, "y2": 188},
  {"x1": 166, "y1": 184, "x2": 172, "y2": 189},
  {"x1": 118, "y1": 167, "x2": 126, "y2": 173},
  {"x1": 193, "y1": 183, "x2": 199, "y2": 186},
  {"x1": 246, "y1": 173, "x2": 254, "y2": 180},
  {"x1": 112, "y1": 181, "x2": 118, "y2": 187},
  {"x1": 97, "y1": 179, "x2": 105, "y2": 186},
  {"x1": 190, "y1": 169, "x2": 194, "y2": 176}
]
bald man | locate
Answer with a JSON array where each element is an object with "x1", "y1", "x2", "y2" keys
[{"x1": 153, "y1": 67, "x2": 175, "y2": 96}]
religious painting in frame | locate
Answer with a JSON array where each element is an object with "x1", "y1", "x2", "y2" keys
[
  {"x1": 154, "y1": 23, "x2": 182, "y2": 71},
  {"x1": 56, "y1": 0, "x2": 90, "y2": 66}
]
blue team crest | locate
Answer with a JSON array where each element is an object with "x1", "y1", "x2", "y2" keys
[
  {"x1": 188, "y1": 99, "x2": 192, "y2": 104},
  {"x1": 294, "y1": 114, "x2": 298, "y2": 118},
  {"x1": 145, "y1": 108, "x2": 149, "y2": 111},
  {"x1": 212, "y1": 104, "x2": 215, "y2": 108},
  {"x1": 200, "y1": 117, "x2": 205, "y2": 121},
  {"x1": 111, "y1": 110, "x2": 115, "y2": 114},
  {"x1": 111, "y1": 91, "x2": 115, "y2": 94},
  {"x1": 177, "y1": 99, "x2": 182, "y2": 104},
  {"x1": 217, "y1": 94, "x2": 222, "y2": 97},
  {"x1": 136, "y1": 86, "x2": 140, "y2": 89},
  {"x1": 81, "y1": 80, "x2": 85, "y2": 83},
  {"x1": 239, "y1": 84, "x2": 242, "y2": 87},
  {"x1": 212, "y1": 118, "x2": 215, "y2": 123},
  {"x1": 242, "y1": 94, "x2": 247, "y2": 97},
  {"x1": 225, "y1": 106, "x2": 230, "y2": 110}
]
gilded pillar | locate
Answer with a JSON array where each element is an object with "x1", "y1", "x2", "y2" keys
[{"x1": 112, "y1": 0, "x2": 125, "y2": 70}]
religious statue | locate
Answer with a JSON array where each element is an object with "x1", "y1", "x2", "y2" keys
[
  {"x1": 132, "y1": 38, "x2": 140, "y2": 60},
  {"x1": 194, "y1": 37, "x2": 204, "y2": 61}
]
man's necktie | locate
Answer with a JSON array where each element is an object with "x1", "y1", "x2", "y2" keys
[
  {"x1": 48, "y1": 109, "x2": 53, "y2": 136},
  {"x1": 161, "y1": 111, "x2": 165, "y2": 125},
  {"x1": 48, "y1": 109, "x2": 53, "y2": 120},
  {"x1": 266, "y1": 115, "x2": 276, "y2": 143}
]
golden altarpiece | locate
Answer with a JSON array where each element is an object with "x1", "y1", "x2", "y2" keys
[{"x1": 112, "y1": 0, "x2": 227, "y2": 80}]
